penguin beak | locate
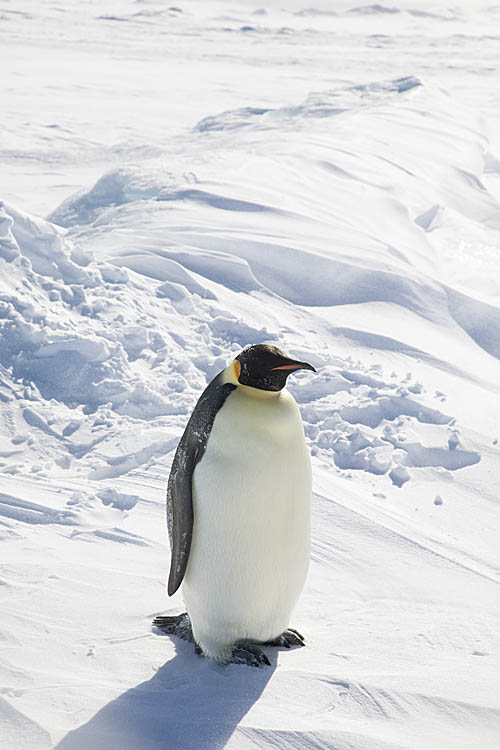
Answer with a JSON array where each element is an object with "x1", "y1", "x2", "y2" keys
[{"x1": 271, "y1": 359, "x2": 316, "y2": 373}]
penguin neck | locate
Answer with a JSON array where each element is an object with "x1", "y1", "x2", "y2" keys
[{"x1": 237, "y1": 383, "x2": 282, "y2": 400}]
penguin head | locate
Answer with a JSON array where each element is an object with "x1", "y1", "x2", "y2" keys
[{"x1": 233, "y1": 344, "x2": 315, "y2": 392}]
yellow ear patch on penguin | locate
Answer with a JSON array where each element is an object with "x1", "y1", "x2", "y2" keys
[{"x1": 233, "y1": 360, "x2": 241, "y2": 380}]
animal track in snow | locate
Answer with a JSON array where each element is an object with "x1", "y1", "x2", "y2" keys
[
  {"x1": 0, "y1": 492, "x2": 78, "y2": 526},
  {"x1": 88, "y1": 437, "x2": 178, "y2": 480},
  {"x1": 70, "y1": 527, "x2": 149, "y2": 546}
]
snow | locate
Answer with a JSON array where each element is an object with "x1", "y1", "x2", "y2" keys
[{"x1": 1, "y1": 0, "x2": 500, "y2": 748}]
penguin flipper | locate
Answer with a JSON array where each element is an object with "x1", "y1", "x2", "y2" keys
[
  {"x1": 166, "y1": 436, "x2": 197, "y2": 596},
  {"x1": 166, "y1": 376, "x2": 236, "y2": 596}
]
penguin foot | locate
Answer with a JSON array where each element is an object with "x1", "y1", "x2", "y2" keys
[
  {"x1": 265, "y1": 628, "x2": 305, "y2": 649},
  {"x1": 152, "y1": 612, "x2": 194, "y2": 642},
  {"x1": 230, "y1": 644, "x2": 271, "y2": 668}
]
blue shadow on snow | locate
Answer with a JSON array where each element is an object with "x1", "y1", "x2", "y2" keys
[{"x1": 55, "y1": 636, "x2": 276, "y2": 750}]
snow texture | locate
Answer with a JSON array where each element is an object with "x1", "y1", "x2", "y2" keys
[{"x1": 1, "y1": 0, "x2": 500, "y2": 748}]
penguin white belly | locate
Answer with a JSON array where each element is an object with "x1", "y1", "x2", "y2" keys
[{"x1": 182, "y1": 387, "x2": 311, "y2": 663}]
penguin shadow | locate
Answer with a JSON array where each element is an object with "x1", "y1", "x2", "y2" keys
[{"x1": 55, "y1": 635, "x2": 279, "y2": 750}]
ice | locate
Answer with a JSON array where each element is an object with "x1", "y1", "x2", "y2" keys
[{"x1": 1, "y1": 0, "x2": 500, "y2": 748}]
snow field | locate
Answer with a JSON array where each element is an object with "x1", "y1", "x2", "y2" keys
[{"x1": 1, "y1": 1, "x2": 500, "y2": 748}]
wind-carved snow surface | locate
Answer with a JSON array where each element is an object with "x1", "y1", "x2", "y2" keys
[{"x1": 2, "y1": 1, "x2": 500, "y2": 749}]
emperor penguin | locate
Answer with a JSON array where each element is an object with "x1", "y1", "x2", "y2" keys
[{"x1": 153, "y1": 344, "x2": 315, "y2": 667}]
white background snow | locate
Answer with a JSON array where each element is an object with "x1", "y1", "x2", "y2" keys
[{"x1": 1, "y1": 0, "x2": 500, "y2": 748}]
